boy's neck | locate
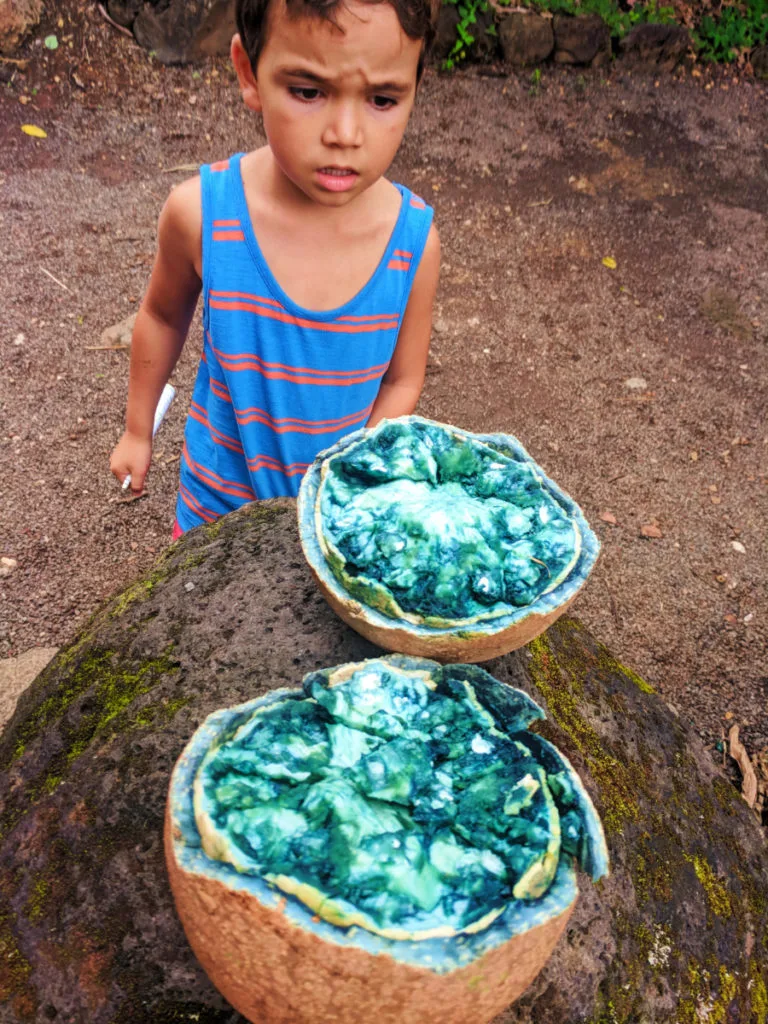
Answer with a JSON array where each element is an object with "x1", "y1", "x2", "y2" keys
[{"x1": 244, "y1": 147, "x2": 392, "y2": 231}]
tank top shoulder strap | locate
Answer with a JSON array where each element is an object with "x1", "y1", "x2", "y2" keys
[
  {"x1": 381, "y1": 183, "x2": 434, "y2": 319},
  {"x1": 199, "y1": 154, "x2": 249, "y2": 330}
]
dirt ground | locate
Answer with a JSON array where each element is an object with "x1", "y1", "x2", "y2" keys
[{"x1": 1, "y1": 1, "x2": 767, "y2": 773}]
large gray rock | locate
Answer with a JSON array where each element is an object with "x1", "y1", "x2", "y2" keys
[
  {"x1": 753, "y1": 44, "x2": 768, "y2": 80},
  {"x1": 499, "y1": 13, "x2": 554, "y2": 67},
  {"x1": 0, "y1": 500, "x2": 766, "y2": 1023},
  {"x1": 116, "y1": 0, "x2": 236, "y2": 64},
  {"x1": 619, "y1": 22, "x2": 691, "y2": 72},
  {"x1": 553, "y1": 13, "x2": 611, "y2": 67}
]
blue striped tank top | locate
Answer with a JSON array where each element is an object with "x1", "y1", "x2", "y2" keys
[{"x1": 175, "y1": 153, "x2": 434, "y2": 533}]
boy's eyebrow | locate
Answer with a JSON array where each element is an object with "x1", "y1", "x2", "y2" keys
[{"x1": 277, "y1": 66, "x2": 413, "y2": 95}]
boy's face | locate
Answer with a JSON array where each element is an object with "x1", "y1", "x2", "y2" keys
[{"x1": 233, "y1": 0, "x2": 422, "y2": 206}]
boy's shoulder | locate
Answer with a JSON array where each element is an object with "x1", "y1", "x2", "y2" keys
[{"x1": 158, "y1": 174, "x2": 203, "y2": 274}]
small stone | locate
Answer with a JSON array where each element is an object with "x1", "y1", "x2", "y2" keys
[
  {"x1": 599, "y1": 511, "x2": 617, "y2": 525},
  {"x1": 433, "y1": 319, "x2": 449, "y2": 335},
  {"x1": 184, "y1": 581, "x2": 196, "y2": 592},
  {"x1": 731, "y1": 541, "x2": 746, "y2": 554},
  {"x1": 743, "y1": 613, "x2": 754, "y2": 624},
  {"x1": 100, "y1": 313, "x2": 137, "y2": 348},
  {"x1": 13, "y1": 333, "x2": 25, "y2": 346},
  {"x1": 624, "y1": 377, "x2": 648, "y2": 391},
  {"x1": 640, "y1": 523, "x2": 663, "y2": 539},
  {"x1": 1, "y1": 556, "x2": 18, "y2": 570}
]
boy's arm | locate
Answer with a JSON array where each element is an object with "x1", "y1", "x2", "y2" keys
[
  {"x1": 110, "y1": 176, "x2": 203, "y2": 493},
  {"x1": 367, "y1": 224, "x2": 441, "y2": 428}
]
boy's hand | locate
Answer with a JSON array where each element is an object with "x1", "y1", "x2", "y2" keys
[{"x1": 110, "y1": 431, "x2": 152, "y2": 494}]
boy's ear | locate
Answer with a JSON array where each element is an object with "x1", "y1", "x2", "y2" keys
[{"x1": 231, "y1": 34, "x2": 262, "y2": 113}]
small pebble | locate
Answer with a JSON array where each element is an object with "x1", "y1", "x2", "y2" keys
[
  {"x1": 731, "y1": 541, "x2": 746, "y2": 554},
  {"x1": 624, "y1": 377, "x2": 648, "y2": 391},
  {"x1": 184, "y1": 582, "x2": 196, "y2": 592}
]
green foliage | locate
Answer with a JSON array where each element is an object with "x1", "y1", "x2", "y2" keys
[
  {"x1": 441, "y1": 0, "x2": 492, "y2": 69},
  {"x1": 694, "y1": 0, "x2": 768, "y2": 61},
  {"x1": 439, "y1": 0, "x2": 767, "y2": 69},
  {"x1": 521, "y1": 0, "x2": 675, "y2": 39}
]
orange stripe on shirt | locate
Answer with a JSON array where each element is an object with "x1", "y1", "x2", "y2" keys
[
  {"x1": 189, "y1": 403, "x2": 244, "y2": 454},
  {"x1": 387, "y1": 260, "x2": 410, "y2": 271},
  {"x1": 247, "y1": 456, "x2": 311, "y2": 476},
  {"x1": 216, "y1": 359, "x2": 387, "y2": 388},
  {"x1": 210, "y1": 292, "x2": 399, "y2": 325},
  {"x1": 209, "y1": 298, "x2": 398, "y2": 334},
  {"x1": 209, "y1": 377, "x2": 233, "y2": 403},
  {"x1": 213, "y1": 230, "x2": 245, "y2": 241},
  {"x1": 213, "y1": 219, "x2": 240, "y2": 227},
  {"x1": 178, "y1": 483, "x2": 218, "y2": 523},
  {"x1": 235, "y1": 403, "x2": 371, "y2": 434},
  {"x1": 183, "y1": 444, "x2": 256, "y2": 501},
  {"x1": 210, "y1": 160, "x2": 230, "y2": 172},
  {"x1": 393, "y1": 249, "x2": 413, "y2": 258},
  {"x1": 210, "y1": 291, "x2": 285, "y2": 310},
  {"x1": 336, "y1": 313, "x2": 400, "y2": 323},
  {"x1": 208, "y1": 338, "x2": 390, "y2": 381}
]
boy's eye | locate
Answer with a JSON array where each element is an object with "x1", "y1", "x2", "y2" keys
[
  {"x1": 290, "y1": 87, "x2": 322, "y2": 101},
  {"x1": 371, "y1": 95, "x2": 397, "y2": 110}
]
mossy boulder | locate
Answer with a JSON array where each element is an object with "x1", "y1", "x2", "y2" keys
[{"x1": 0, "y1": 499, "x2": 766, "y2": 1024}]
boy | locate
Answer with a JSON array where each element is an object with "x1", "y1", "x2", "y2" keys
[{"x1": 110, "y1": 0, "x2": 441, "y2": 536}]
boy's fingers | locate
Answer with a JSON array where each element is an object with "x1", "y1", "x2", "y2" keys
[{"x1": 130, "y1": 469, "x2": 147, "y2": 493}]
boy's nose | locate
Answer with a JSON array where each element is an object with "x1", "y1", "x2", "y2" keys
[{"x1": 322, "y1": 102, "x2": 363, "y2": 149}]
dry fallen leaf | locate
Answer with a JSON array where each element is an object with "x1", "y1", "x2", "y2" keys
[
  {"x1": 602, "y1": 256, "x2": 617, "y2": 270},
  {"x1": 600, "y1": 511, "x2": 618, "y2": 525},
  {"x1": 640, "y1": 523, "x2": 663, "y2": 539},
  {"x1": 21, "y1": 124, "x2": 47, "y2": 138},
  {"x1": 729, "y1": 724, "x2": 759, "y2": 810}
]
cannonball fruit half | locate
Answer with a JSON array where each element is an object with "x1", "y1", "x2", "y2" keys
[
  {"x1": 166, "y1": 655, "x2": 608, "y2": 1024},
  {"x1": 297, "y1": 416, "x2": 600, "y2": 662}
]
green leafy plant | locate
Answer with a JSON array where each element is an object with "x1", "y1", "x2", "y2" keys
[
  {"x1": 520, "y1": 0, "x2": 675, "y2": 38},
  {"x1": 442, "y1": 0, "x2": 492, "y2": 69},
  {"x1": 529, "y1": 67, "x2": 542, "y2": 93},
  {"x1": 694, "y1": 0, "x2": 768, "y2": 61}
]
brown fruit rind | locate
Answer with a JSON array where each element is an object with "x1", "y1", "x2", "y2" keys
[
  {"x1": 166, "y1": 672, "x2": 609, "y2": 1024},
  {"x1": 297, "y1": 417, "x2": 600, "y2": 663}
]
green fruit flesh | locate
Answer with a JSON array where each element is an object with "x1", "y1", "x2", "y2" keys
[
  {"x1": 318, "y1": 420, "x2": 581, "y2": 626},
  {"x1": 194, "y1": 660, "x2": 590, "y2": 940}
]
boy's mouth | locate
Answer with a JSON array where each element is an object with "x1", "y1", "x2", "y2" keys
[{"x1": 316, "y1": 167, "x2": 359, "y2": 193}]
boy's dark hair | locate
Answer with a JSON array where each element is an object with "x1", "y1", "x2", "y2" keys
[{"x1": 236, "y1": 0, "x2": 440, "y2": 81}]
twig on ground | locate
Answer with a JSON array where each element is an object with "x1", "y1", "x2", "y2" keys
[
  {"x1": 85, "y1": 344, "x2": 130, "y2": 351},
  {"x1": 0, "y1": 56, "x2": 29, "y2": 66},
  {"x1": 162, "y1": 164, "x2": 200, "y2": 174},
  {"x1": 728, "y1": 724, "x2": 758, "y2": 811},
  {"x1": 40, "y1": 267, "x2": 72, "y2": 293},
  {"x1": 96, "y1": 3, "x2": 134, "y2": 38}
]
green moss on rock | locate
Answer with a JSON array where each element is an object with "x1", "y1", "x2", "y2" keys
[
  {"x1": 685, "y1": 853, "x2": 733, "y2": 919},
  {"x1": 527, "y1": 633, "x2": 641, "y2": 835}
]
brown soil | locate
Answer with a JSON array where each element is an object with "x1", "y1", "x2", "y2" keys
[{"x1": 1, "y1": 1, "x2": 767, "y2": 770}]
